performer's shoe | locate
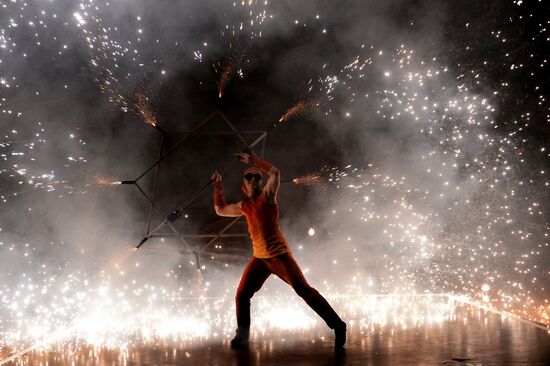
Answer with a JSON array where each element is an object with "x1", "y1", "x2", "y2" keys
[
  {"x1": 230, "y1": 328, "x2": 249, "y2": 348},
  {"x1": 334, "y1": 322, "x2": 347, "y2": 349}
]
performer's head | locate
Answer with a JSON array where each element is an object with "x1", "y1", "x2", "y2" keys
[{"x1": 242, "y1": 167, "x2": 263, "y2": 197}]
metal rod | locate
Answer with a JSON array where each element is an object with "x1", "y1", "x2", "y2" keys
[
  {"x1": 165, "y1": 221, "x2": 194, "y2": 253},
  {"x1": 198, "y1": 216, "x2": 243, "y2": 253},
  {"x1": 150, "y1": 233, "x2": 248, "y2": 238},
  {"x1": 133, "y1": 181, "x2": 194, "y2": 253},
  {"x1": 133, "y1": 110, "x2": 217, "y2": 182},
  {"x1": 146, "y1": 134, "x2": 164, "y2": 235},
  {"x1": 261, "y1": 134, "x2": 267, "y2": 158},
  {"x1": 165, "y1": 130, "x2": 265, "y2": 135},
  {"x1": 219, "y1": 111, "x2": 257, "y2": 154}
]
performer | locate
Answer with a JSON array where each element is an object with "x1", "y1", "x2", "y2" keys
[{"x1": 211, "y1": 153, "x2": 346, "y2": 349}]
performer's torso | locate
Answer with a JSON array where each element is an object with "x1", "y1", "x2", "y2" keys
[{"x1": 241, "y1": 192, "x2": 290, "y2": 258}]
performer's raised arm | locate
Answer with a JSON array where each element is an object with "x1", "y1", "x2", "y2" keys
[{"x1": 211, "y1": 171, "x2": 243, "y2": 217}]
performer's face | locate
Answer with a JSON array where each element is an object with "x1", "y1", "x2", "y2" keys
[{"x1": 243, "y1": 171, "x2": 263, "y2": 196}]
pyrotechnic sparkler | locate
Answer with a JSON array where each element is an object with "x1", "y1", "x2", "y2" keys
[
  {"x1": 133, "y1": 92, "x2": 158, "y2": 127},
  {"x1": 278, "y1": 100, "x2": 316, "y2": 122},
  {"x1": 292, "y1": 174, "x2": 321, "y2": 186},
  {"x1": 214, "y1": 51, "x2": 249, "y2": 98},
  {"x1": 289, "y1": 165, "x2": 352, "y2": 188},
  {"x1": 93, "y1": 177, "x2": 122, "y2": 186}
]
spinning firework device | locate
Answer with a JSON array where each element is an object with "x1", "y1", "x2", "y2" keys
[
  {"x1": 112, "y1": 110, "x2": 267, "y2": 261},
  {"x1": 112, "y1": 101, "x2": 310, "y2": 270},
  {"x1": 135, "y1": 115, "x2": 288, "y2": 251}
]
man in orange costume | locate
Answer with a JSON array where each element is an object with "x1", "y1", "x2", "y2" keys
[{"x1": 211, "y1": 153, "x2": 346, "y2": 349}]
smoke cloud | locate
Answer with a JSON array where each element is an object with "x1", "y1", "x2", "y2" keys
[{"x1": 0, "y1": 0, "x2": 548, "y2": 348}]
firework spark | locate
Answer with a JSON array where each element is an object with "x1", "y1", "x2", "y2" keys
[
  {"x1": 292, "y1": 174, "x2": 321, "y2": 186},
  {"x1": 133, "y1": 92, "x2": 158, "y2": 127},
  {"x1": 279, "y1": 100, "x2": 316, "y2": 122},
  {"x1": 93, "y1": 177, "x2": 122, "y2": 186},
  {"x1": 214, "y1": 51, "x2": 249, "y2": 98}
]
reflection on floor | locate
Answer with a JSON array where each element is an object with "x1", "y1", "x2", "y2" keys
[{"x1": 2, "y1": 295, "x2": 550, "y2": 365}]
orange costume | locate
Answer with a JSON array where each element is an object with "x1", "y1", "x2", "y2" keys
[{"x1": 241, "y1": 192, "x2": 289, "y2": 258}]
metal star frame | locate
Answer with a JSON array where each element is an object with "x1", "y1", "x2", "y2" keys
[{"x1": 120, "y1": 110, "x2": 267, "y2": 272}]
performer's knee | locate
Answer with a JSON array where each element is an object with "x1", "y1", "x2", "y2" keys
[
  {"x1": 235, "y1": 288, "x2": 253, "y2": 304},
  {"x1": 294, "y1": 283, "x2": 316, "y2": 298}
]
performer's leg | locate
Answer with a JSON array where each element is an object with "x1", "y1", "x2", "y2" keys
[
  {"x1": 234, "y1": 257, "x2": 271, "y2": 338},
  {"x1": 266, "y1": 253, "x2": 345, "y2": 329}
]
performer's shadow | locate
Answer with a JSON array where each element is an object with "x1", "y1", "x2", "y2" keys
[{"x1": 229, "y1": 342, "x2": 348, "y2": 366}]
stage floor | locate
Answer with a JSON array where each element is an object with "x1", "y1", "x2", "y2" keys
[{"x1": 2, "y1": 295, "x2": 549, "y2": 365}]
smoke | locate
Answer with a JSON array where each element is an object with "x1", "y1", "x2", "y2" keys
[{"x1": 0, "y1": 0, "x2": 548, "y2": 349}]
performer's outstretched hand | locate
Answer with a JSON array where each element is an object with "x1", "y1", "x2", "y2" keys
[{"x1": 234, "y1": 152, "x2": 251, "y2": 164}]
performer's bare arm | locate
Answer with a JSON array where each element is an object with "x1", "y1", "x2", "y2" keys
[
  {"x1": 261, "y1": 165, "x2": 280, "y2": 201},
  {"x1": 211, "y1": 171, "x2": 243, "y2": 217},
  {"x1": 215, "y1": 201, "x2": 243, "y2": 217}
]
